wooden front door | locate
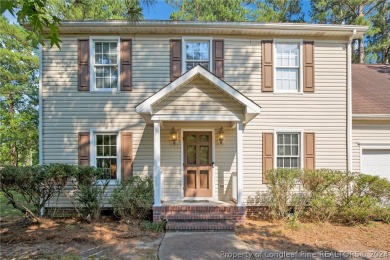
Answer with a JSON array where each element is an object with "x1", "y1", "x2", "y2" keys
[{"x1": 183, "y1": 131, "x2": 212, "y2": 197}]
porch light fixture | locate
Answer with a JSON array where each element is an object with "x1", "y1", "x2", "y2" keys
[
  {"x1": 170, "y1": 127, "x2": 178, "y2": 145},
  {"x1": 218, "y1": 126, "x2": 224, "y2": 144}
]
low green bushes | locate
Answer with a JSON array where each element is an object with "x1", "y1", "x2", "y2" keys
[
  {"x1": 0, "y1": 164, "x2": 75, "y2": 221},
  {"x1": 264, "y1": 168, "x2": 390, "y2": 225},
  {"x1": 0, "y1": 164, "x2": 108, "y2": 222},
  {"x1": 110, "y1": 176, "x2": 153, "y2": 222}
]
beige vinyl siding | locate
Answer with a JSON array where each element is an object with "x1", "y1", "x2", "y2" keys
[
  {"x1": 352, "y1": 120, "x2": 390, "y2": 172},
  {"x1": 42, "y1": 34, "x2": 348, "y2": 207},
  {"x1": 224, "y1": 39, "x2": 348, "y2": 202},
  {"x1": 153, "y1": 78, "x2": 244, "y2": 118}
]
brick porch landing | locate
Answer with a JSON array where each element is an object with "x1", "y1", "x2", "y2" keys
[{"x1": 153, "y1": 201, "x2": 245, "y2": 232}]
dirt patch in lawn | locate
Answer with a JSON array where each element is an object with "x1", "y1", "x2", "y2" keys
[
  {"x1": 236, "y1": 220, "x2": 390, "y2": 254},
  {"x1": 0, "y1": 216, "x2": 162, "y2": 259}
]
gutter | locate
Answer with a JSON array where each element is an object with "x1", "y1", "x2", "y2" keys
[
  {"x1": 347, "y1": 30, "x2": 356, "y2": 173},
  {"x1": 52, "y1": 20, "x2": 368, "y2": 39},
  {"x1": 353, "y1": 114, "x2": 390, "y2": 120}
]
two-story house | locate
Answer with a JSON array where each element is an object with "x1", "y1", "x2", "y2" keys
[{"x1": 40, "y1": 21, "x2": 368, "y2": 230}]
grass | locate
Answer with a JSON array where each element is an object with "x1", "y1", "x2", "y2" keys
[{"x1": 0, "y1": 191, "x2": 31, "y2": 218}]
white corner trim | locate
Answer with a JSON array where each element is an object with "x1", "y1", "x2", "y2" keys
[
  {"x1": 136, "y1": 66, "x2": 261, "y2": 116},
  {"x1": 89, "y1": 36, "x2": 121, "y2": 92},
  {"x1": 38, "y1": 44, "x2": 43, "y2": 165}
]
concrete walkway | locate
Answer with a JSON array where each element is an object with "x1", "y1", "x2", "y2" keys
[
  {"x1": 158, "y1": 232, "x2": 351, "y2": 260},
  {"x1": 158, "y1": 232, "x2": 254, "y2": 260}
]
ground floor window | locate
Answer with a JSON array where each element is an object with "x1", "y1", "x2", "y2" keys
[
  {"x1": 276, "y1": 133, "x2": 300, "y2": 169},
  {"x1": 95, "y1": 133, "x2": 117, "y2": 179}
]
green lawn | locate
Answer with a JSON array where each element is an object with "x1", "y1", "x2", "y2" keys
[{"x1": 0, "y1": 192, "x2": 30, "y2": 217}]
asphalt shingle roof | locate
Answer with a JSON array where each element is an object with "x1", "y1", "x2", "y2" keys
[{"x1": 352, "y1": 64, "x2": 390, "y2": 115}]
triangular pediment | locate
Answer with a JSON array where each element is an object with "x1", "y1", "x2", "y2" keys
[{"x1": 136, "y1": 66, "x2": 261, "y2": 123}]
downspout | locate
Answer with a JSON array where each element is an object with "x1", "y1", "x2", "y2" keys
[
  {"x1": 347, "y1": 30, "x2": 356, "y2": 173},
  {"x1": 38, "y1": 45, "x2": 44, "y2": 217}
]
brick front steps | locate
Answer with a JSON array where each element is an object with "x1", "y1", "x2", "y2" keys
[{"x1": 153, "y1": 205, "x2": 245, "y2": 232}]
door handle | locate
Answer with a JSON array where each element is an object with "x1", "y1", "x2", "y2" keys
[{"x1": 212, "y1": 162, "x2": 215, "y2": 168}]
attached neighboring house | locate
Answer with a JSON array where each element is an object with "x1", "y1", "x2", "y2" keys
[
  {"x1": 40, "y1": 21, "x2": 369, "y2": 228},
  {"x1": 352, "y1": 64, "x2": 390, "y2": 179}
]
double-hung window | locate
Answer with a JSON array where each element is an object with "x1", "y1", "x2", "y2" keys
[
  {"x1": 184, "y1": 40, "x2": 210, "y2": 71},
  {"x1": 95, "y1": 133, "x2": 118, "y2": 180},
  {"x1": 275, "y1": 42, "x2": 300, "y2": 92},
  {"x1": 277, "y1": 133, "x2": 300, "y2": 169},
  {"x1": 91, "y1": 37, "x2": 120, "y2": 90}
]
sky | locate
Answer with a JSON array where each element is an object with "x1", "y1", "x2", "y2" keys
[{"x1": 3, "y1": 0, "x2": 313, "y2": 22}]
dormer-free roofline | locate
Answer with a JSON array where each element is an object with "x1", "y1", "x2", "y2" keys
[{"x1": 54, "y1": 20, "x2": 367, "y2": 39}]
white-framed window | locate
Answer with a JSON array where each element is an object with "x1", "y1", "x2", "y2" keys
[
  {"x1": 90, "y1": 37, "x2": 120, "y2": 91},
  {"x1": 91, "y1": 131, "x2": 121, "y2": 182},
  {"x1": 276, "y1": 133, "x2": 301, "y2": 169},
  {"x1": 183, "y1": 38, "x2": 212, "y2": 72},
  {"x1": 274, "y1": 40, "x2": 302, "y2": 93}
]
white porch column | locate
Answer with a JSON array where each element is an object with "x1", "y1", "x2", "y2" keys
[
  {"x1": 153, "y1": 122, "x2": 161, "y2": 206},
  {"x1": 236, "y1": 121, "x2": 244, "y2": 206}
]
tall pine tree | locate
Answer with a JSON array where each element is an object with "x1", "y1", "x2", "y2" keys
[{"x1": 0, "y1": 17, "x2": 39, "y2": 166}]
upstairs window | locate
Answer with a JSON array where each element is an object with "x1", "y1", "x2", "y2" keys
[
  {"x1": 277, "y1": 133, "x2": 300, "y2": 169},
  {"x1": 184, "y1": 40, "x2": 210, "y2": 71},
  {"x1": 90, "y1": 37, "x2": 120, "y2": 91},
  {"x1": 275, "y1": 43, "x2": 300, "y2": 92}
]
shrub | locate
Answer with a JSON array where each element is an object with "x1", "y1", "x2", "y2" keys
[
  {"x1": 339, "y1": 195, "x2": 377, "y2": 225},
  {"x1": 308, "y1": 193, "x2": 338, "y2": 222},
  {"x1": 70, "y1": 166, "x2": 109, "y2": 221},
  {"x1": 265, "y1": 168, "x2": 301, "y2": 220},
  {"x1": 110, "y1": 176, "x2": 153, "y2": 222},
  {"x1": 140, "y1": 220, "x2": 165, "y2": 232},
  {"x1": 0, "y1": 164, "x2": 75, "y2": 221},
  {"x1": 352, "y1": 174, "x2": 390, "y2": 205}
]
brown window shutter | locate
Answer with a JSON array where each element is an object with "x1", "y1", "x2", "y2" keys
[
  {"x1": 121, "y1": 132, "x2": 133, "y2": 181},
  {"x1": 170, "y1": 39, "x2": 182, "y2": 82},
  {"x1": 78, "y1": 40, "x2": 90, "y2": 91},
  {"x1": 304, "y1": 132, "x2": 315, "y2": 170},
  {"x1": 262, "y1": 133, "x2": 274, "y2": 183},
  {"x1": 213, "y1": 40, "x2": 224, "y2": 79},
  {"x1": 78, "y1": 132, "x2": 90, "y2": 166},
  {"x1": 303, "y1": 41, "x2": 315, "y2": 92},
  {"x1": 120, "y1": 39, "x2": 132, "y2": 91},
  {"x1": 262, "y1": 40, "x2": 274, "y2": 92}
]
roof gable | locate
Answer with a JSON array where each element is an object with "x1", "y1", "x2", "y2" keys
[{"x1": 136, "y1": 66, "x2": 261, "y2": 123}]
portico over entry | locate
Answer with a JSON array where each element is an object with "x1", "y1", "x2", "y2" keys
[{"x1": 136, "y1": 65, "x2": 261, "y2": 207}]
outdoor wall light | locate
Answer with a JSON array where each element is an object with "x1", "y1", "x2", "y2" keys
[
  {"x1": 170, "y1": 127, "x2": 178, "y2": 145},
  {"x1": 218, "y1": 126, "x2": 224, "y2": 144}
]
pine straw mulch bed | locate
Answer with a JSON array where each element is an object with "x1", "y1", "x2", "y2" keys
[
  {"x1": 236, "y1": 219, "x2": 390, "y2": 255},
  {"x1": 0, "y1": 216, "x2": 162, "y2": 259}
]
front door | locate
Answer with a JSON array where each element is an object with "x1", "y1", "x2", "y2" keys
[{"x1": 183, "y1": 131, "x2": 212, "y2": 197}]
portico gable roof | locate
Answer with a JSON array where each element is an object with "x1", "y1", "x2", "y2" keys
[{"x1": 136, "y1": 65, "x2": 261, "y2": 124}]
